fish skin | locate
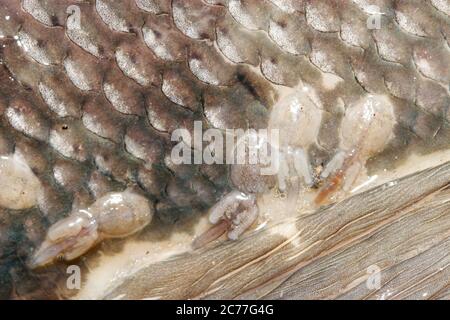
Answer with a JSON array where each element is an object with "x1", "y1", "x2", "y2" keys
[{"x1": 0, "y1": 0, "x2": 449, "y2": 299}]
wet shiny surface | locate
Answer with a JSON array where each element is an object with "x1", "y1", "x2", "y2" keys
[{"x1": 0, "y1": 0, "x2": 449, "y2": 299}]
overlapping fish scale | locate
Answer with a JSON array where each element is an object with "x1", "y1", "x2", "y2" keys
[
  {"x1": 309, "y1": 34, "x2": 354, "y2": 80},
  {"x1": 373, "y1": 18, "x2": 413, "y2": 65},
  {"x1": 394, "y1": 0, "x2": 442, "y2": 38},
  {"x1": 2, "y1": 40, "x2": 50, "y2": 90},
  {"x1": 39, "y1": 71, "x2": 83, "y2": 118},
  {"x1": 94, "y1": 142, "x2": 138, "y2": 183},
  {"x1": 115, "y1": 38, "x2": 162, "y2": 87},
  {"x1": 142, "y1": 13, "x2": 188, "y2": 62},
  {"x1": 413, "y1": 40, "x2": 450, "y2": 84},
  {"x1": 203, "y1": 82, "x2": 269, "y2": 130},
  {"x1": 53, "y1": 157, "x2": 89, "y2": 192},
  {"x1": 227, "y1": 0, "x2": 274, "y2": 31},
  {"x1": 88, "y1": 170, "x2": 123, "y2": 199},
  {"x1": 137, "y1": 164, "x2": 170, "y2": 198},
  {"x1": 430, "y1": 0, "x2": 450, "y2": 17},
  {"x1": 37, "y1": 176, "x2": 72, "y2": 222},
  {"x1": 339, "y1": 5, "x2": 373, "y2": 49},
  {"x1": 268, "y1": 0, "x2": 306, "y2": 14},
  {"x1": 124, "y1": 120, "x2": 166, "y2": 165},
  {"x1": 96, "y1": 0, "x2": 144, "y2": 33},
  {"x1": 215, "y1": 12, "x2": 260, "y2": 65},
  {"x1": 416, "y1": 79, "x2": 450, "y2": 118},
  {"x1": 259, "y1": 42, "x2": 305, "y2": 86},
  {"x1": 188, "y1": 40, "x2": 238, "y2": 86},
  {"x1": 22, "y1": 0, "x2": 71, "y2": 27},
  {"x1": 305, "y1": 0, "x2": 341, "y2": 33},
  {"x1": 383, "y1": 65, "x2": 419, "y2": 101},
  {"x1": 172, "y1": 0, "x2": 224, "y2": 40},
  {"x1": 134, "y1": 0, "x2": 171, "y2": 14},
  {"x1": 161, "y1": 65, "x2": 203, "y2": 111},
  {"x1": 268, "y1": 10, "x2": 311, "y2": 56},
  {"x1": 48, "y1": 119, "x2": 90, "y2": 162},
  {"x1": 103, "y1": 65, "x2": 146, "y2": 116},
  {"x1": 146, "y1": 86, "x2": 199, "y2": 134},
  {"x1": 82, "y1": 95, "x2": 129, "y2": 143},
  {"x1": 16, "y1": 21, "x2": 65, "y2": 66}
]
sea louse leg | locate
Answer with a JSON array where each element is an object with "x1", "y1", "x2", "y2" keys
[
  {"x1": 192, "y1": 191, "x2": 258, "y2": 248},
  {"x1": 276, "y1": 150, "x2": 290, "y2": 192},
  {"x1": 292, "y1": 147, "x2": 314, "y2": 187},
  {"x1": 269, "y1": 89, "x2": 323, "y2": 191},
  {"x1": 228, "y1": 204, "x2": 258, "y2": 240},
  {"x1": 320, "y1": 150, "x2": 346, "y2": 179}
]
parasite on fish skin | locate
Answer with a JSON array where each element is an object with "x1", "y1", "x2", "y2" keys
[
  {"x1": 316, "y1": 94, "x2": 397, "y2": 205},
  {"x1": 30, "y1": 190, "x2": 154, "y2": 268},
  {"x1": 195, "y1": 91, "x2": 398, "y2": 246},
  {"x1": 194, "y1": 89, "x2": 323, "y2": 247},
  {"x1": 268, "y1": 89, "x2": 323, "y2": 191},
  {"x1": 193, "y1": 131, "x2": 274, "y2": 248},
  {"x1": 0, "y1": 152, "x2": 42, "y2": 210}
]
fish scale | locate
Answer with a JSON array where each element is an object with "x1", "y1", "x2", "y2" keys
[{"x1": 0, "y1": 0, "x2": 449, "y2": 299}]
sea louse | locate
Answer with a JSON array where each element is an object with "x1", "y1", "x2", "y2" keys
[
  {"x1": 195, "y1": 92, "x2": 397, "y2": 246},
  {"x1": 30, "y1": 190, "x2": 153, "y2": 268}
]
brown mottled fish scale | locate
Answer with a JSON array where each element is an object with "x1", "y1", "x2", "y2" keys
[{"x1": 0, "y1": 0, "x2": 449, "y2": 299}]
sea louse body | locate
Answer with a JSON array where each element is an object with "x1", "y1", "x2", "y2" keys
[{"x1": 316, "y1": 94, "x2": 396, "y2": 204}]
